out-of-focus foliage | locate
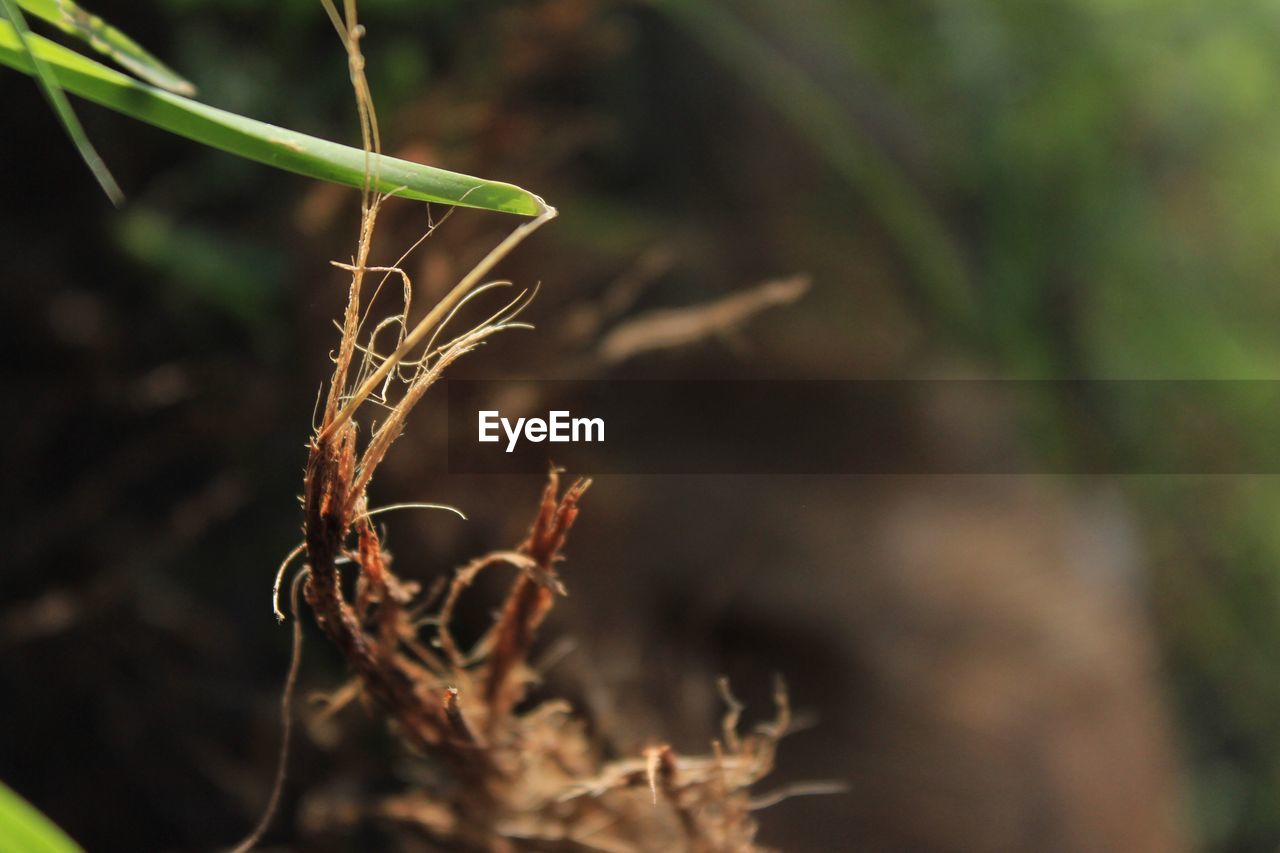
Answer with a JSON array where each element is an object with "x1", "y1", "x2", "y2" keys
[
  {"x1": 679, "y1": 0, "x2": 1280, "y2": 379},
  {"x1": 0, "y1": 0, "x2": 123, "y2": 202},
  {"x1": 15, "y1": 0, "x2": 195, "y2": 93},
  {"x1": 0, "y1": 781, "x2": 82, "y2": 853},
  {"x1": 676, "y1": 2, "x2": 1280, "y2": 847}
]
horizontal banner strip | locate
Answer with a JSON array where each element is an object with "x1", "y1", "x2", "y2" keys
[{"x1": 445, "y1": 380, "x2": 1280, "y2": 475}]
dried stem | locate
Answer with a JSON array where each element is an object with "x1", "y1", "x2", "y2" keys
[{"x1": 245, "y1": 3, "x2": 821, "y2": 850}]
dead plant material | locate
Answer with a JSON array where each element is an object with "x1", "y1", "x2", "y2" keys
[
  {"x1": 596, "y1": 274, "x2": 810, "y2": 366},
  {"x1": 297, "y1": 451, "x2": 797, "y2": 850},
  {"x1": 240, "y1": 3, "x2": 819, "y2": 849},
  {"x1": 229, "y1": 569, "x2": 309, "y2": 853}
]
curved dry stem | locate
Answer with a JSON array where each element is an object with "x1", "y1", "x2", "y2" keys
[
  {"x1": 348, "y1": 280, "x2": 519, "y2": 385},
  {"x1": 272, "y1": 542, "x2": 307, "y2": 622},
  {"x1": 436, "y1": 551, "x2": 536, "y2": 669},
  {"x1": 717, "y1": 676, "x2": 745, "y2": 754},
  {"x1": 748, "y1": 780, "x2": 849, "y2": 811},
  {"x1": 347, "y1": 312, "x2": 536, "y2": 503},
  {"x1": 318, "y1": 206, "x2": 557, "y2": 443},
  {"x1": 230, "y1": 567, "x2": 309, "y2": 853},
  {"x1": 420, "y1": 279, "x2": 520, "y2": 372},
  {"x1": 364, "y1": 502, "x2": 467, "y2": 522},
  {"x1": 353, "y1": 203, "x2": 460, "y2": 341},
  {"x1": 331, "y1": 262, "x2": 413, "y2": 396}
]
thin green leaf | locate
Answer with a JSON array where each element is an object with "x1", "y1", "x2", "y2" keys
[
  {"x1": 1, "y1": 0, "x2": 123, "y2": 205},
  {"x1": 0, "y1": 20, "x2": 547, "y2": 215},
  {"x1": 0, "y1": 781, "x2": 83, "y2": 853},
  {"x1": 16, "y1": 0, "x2": 194, "y2": 94}
]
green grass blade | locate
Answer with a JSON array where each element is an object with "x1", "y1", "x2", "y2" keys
[
  {"x1": 0, "y1": 781, "x2": 83, "y2": 853},
  {"x1": 0, "y1": 21, "x2": 547, "y2": 215},
  {"x1": 1, "y1": 0, "x2": 123, "y2": 205},
  {"x1": 16, "y1": 0, "x2": 194, "y2": 94}
]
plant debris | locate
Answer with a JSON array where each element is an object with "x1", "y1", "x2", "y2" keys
[{"x1": 231, "y1": 3, "x2": 822, "y2": 849}]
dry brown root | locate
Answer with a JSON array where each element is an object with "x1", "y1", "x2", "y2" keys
[{"x1": 299, "y1": 462, "x2": 793, "y2": 852}]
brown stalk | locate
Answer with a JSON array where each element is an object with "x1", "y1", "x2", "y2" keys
[
  {"x1": 482, "y1": 472, "x2": 591, "y2": 722},
  {"x1": 242, "y1": 3, "x2": 821, "y2": 849}
]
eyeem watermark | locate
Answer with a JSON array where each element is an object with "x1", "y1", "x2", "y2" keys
[
  {"x1": 450, "y1": 379, "x2": 1280, "y2": 474},
  {"x1": 478, "y1": 410, "x2": 605, "y2": 453}
]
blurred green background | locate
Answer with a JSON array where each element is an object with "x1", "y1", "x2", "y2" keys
[{"x1": 4, "y1": 0, "x2": 1280, "y2": 850}]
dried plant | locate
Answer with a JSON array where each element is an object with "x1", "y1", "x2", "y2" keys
[
  {"x1": 303, "y1": 469, "x2": 795, "y2": 852},
  {"x1": 231, "y1": 3, "x2": 820, "y2": 850}
]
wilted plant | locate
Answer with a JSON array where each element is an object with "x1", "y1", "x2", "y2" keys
[{"x1": 232, "y1": 5, "x2": 810, "y2": 850}]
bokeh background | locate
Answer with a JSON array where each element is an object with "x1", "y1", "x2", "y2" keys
[{"x1": 3, "y1": 0, "x2": 1280, "y2": 850}]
